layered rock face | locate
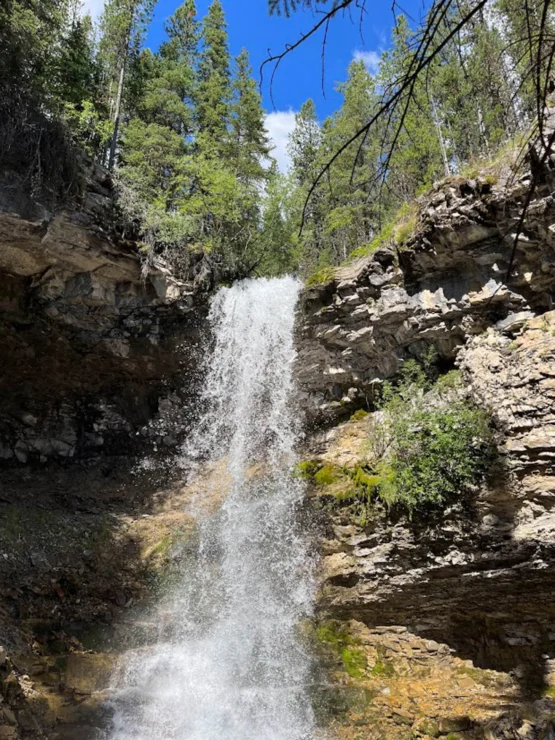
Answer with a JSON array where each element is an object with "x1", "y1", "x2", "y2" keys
[
  {"x1": 0, "y1": 164, "x2": 208, "y2": 465},
  {"x1": 307, "y1": 317, "x2": 555, "y2": 736},
  {"x1": 298, "y1": 170, "x2": 555, "y2": 420},
  {"x1": 299, "y1": 163, "x2": 555, "y2": 735}
]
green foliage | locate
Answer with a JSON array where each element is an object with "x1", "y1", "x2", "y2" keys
[
  {"x1": 305, "y1": 266, "x2": 336, "y2": 286},
  {"x1": 373, "y1": 361, "x2": 494, "y2": 514},
  {"x1": 348, "y1": 222, "x2": 394, "y2": 261},
  {"x1": 350, "y1": 409, "x2": 369, "y2": 422},
  {"x1": 292, "y1": 460, "x2": 320, "y2": 480},
  {"x1": 1, "y1": 0, "x2": 546, "y2": 279},
  {"x1": 370, "y1": 646, "x2": 395, "y2": 678},
  {"x1": 309, "y1": 362, "x2": 494, "y2": 520},
  {"x1": 64, "y1": 101, "x2": 112, "y2": 158},
  {"x1": 314, "y1": 465, "x2": 339, "y2": 486},
  {"x1": 277, "y1": 1, "x2": 544, "y2": 277},
  {"x1": 316, "y1": 621, "x2": 368, "y2": 679},
  {"x1": 196, "y1": 0, "x2": 230, "y2": 142}
]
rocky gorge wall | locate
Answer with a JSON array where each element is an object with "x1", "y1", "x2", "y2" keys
[
  {"x1": 297, "y1": 147, "x2": 555, "y2": 736},
  {"x1": 2, "y1": 135, "x2": 555, "y2": 739},
  {"x1": 297, "y1": 164, "x2": 555, "y2": 420},
  {"x1": 0, "y1": 162, "x2": 210, "y2": 466}
]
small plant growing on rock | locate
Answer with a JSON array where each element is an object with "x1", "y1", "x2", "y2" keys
[
  {"x1": 367, "y1": 359, "x2": 494, "y2": 516},
  {"x1": 305, "y1": 266, "x2": 336, "y2": 286},
  {"x1": 350, "y1": 409, "x2": 369, "y2": 422},
  {"x1": 314, "y1": 465, "x2": 339, "y2": 486},
  {"x1": 292, "y1": 460, "x2": 320, "y2": 479}
]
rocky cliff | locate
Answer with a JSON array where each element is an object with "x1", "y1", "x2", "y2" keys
[
  {"x1": 298, "y1": 165, "x2": 555, "y2": 420},
  {"x1": 0, "y1": 163, "x2": 209, "y2": 465},
  {"x1": 298, "y1": 151, "x2": 555, "y2": 737},
  {"x1": 2, "y1": 139, "x2": 555, "y2": 739}
]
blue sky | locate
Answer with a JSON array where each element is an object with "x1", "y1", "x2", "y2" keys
[{"x1": 83, "y1": 0, "x2": 426, "y2": 170}]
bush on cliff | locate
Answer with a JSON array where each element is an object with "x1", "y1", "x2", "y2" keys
[{"x1": 375, "y1": 364, "x2": 494, "y2": 515}]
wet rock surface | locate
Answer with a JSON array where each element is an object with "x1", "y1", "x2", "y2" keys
[
  {"x1": 0, "y1": 164, "x2": 209, "y2": 465},
  {"x1": 0, "y1": 457, "x2": 228, "y2": 738}
]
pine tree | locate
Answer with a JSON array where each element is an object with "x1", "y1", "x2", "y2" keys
[
  {"x1": 379, "y1": 15, "x2": 445, "y2": 203},
  {"x1": 496, "y1": 0, "x2": 555, "y2": 122},
  {"x1": 258, "y1": 162, "x2": 298, "y2": 275},
  {"x1": 98, "y1": 0, "x2": 155, "y2": 169},
  {"x1": 0, "y1": 0, "x2": 70, "y2": 99},
  {"x1": 196, "y1": 0, "x2": 231, "y2": 147},
  {"x1": 136, "y1": 1, "x2": 199, "y2": 138},
  {"x1": 319, "y1": 59, "x2": 381, "y2": 262},
  {"x1": 287, "y1": 99, "x2": 321, "y2": 185},
  {"x1": 54, "y1": 10, "x2": 97, "y2": 109},
  {"x1": 163, "y1": 0, "x2": 199, "y2": 64},
  {"x1": 230, "y1": 48, "x2": 271, "y2": 181}
]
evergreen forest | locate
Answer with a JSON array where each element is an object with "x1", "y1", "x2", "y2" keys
[{"x1": 1, "y1": 0, "x2": 553, "y2": 280}]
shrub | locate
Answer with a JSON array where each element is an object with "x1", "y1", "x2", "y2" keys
[
  {"x1": 380, "y1": 400, "x2": 492, "y2": 512},
  {"x1": 373, "y1": 362, "x2": 494, "y2": 514},
  {"x1": 305, "y1": 266, "x2": 336, "y2": 286},
  {"x1": 292, "y1": 460, "x2": 320, "y2": 480},
  {"x1": 350, "y1": 409, "x2": 369, "y2": 422}
]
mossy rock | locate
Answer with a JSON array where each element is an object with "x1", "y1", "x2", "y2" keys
[
  {"x1": 315, "y1": 621, "x2": 368, "y2": 678},
  {"x1": 314, "y1": 465, "x2": 339, "y2": 486},
  {"x1": 292, "y1": 460, "x2": 320, "y2": 480}
]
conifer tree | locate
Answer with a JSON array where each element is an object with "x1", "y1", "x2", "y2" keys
[
  {"x1": 0, "y1": 0, "x2": 70, "y2": 99},
  {"x1": 98, "y1": 0, "x2": 155, "y2": 169},
  {"x1": 136, "y1": 0, "x2": 199, "y2": 137},
  {"x1": 196, "y1": 0, "x2": 231, "y2": 147},
  {"x1": 319, "y1": 59, "x2": 381, "y2": 261},
  {"x1": 287, "y1": 99, "x2": 321, "y2": 185},
  {"x1": 230, "y1": 48, "x2": 272, "y2": 181},
  {"x1": 54, "y1": 10, "x2": 98, "y2": 110}
]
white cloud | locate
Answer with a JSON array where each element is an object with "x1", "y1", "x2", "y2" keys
[
  {"x1": 264, "y1": 110, "x2": 296, "y2": 174},
  {"x1": 80, "y1": 0, "x2": 105, "y2": 22},
  {"x1": 353, "y1": 49, "x2": 381, "y2": 76}
]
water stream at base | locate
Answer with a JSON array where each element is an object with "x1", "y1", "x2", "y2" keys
[{"x1": 106, "y1": 276, "x2": 317, "y2": 740}]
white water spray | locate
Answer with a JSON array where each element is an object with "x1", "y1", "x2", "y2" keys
[{"x1": 106, "y1": 277, "x2": 316, "y2": 740}]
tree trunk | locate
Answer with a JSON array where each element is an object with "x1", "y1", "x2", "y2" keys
[
  {"x1": 108, "y1": 60, "x2": 126, "y2": 171},
  {"x1": 431, "y1": 96, "x2": 451, "y2": 177}
]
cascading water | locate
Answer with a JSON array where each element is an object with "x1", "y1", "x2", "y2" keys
[{"x1": 106, "y1": 276, "x2": 316, "y2": 740}]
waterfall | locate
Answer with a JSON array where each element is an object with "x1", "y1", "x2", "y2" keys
[{"x1": 106, "y1": 277, "x2": 316, "y2": 740}]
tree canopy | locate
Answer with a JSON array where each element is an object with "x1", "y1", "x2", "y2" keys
[{"x1": 0, "y1": 0, "x2": 552, "y2": 281}]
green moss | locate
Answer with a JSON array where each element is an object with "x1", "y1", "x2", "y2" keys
[
  {"x1": 542, "y1": 686, "x2": 555, "y2": 698},
  {"x1": 350, "y1": 409, "x2": 369, "y2": 422},
  {"x1": 370, "y1": 646, "x2": 395, "y2": 678},
  {"x1": 146, "y1": 535, "x2": 172, "y2": 559},
  {"x1": 341, "y1": 646, "x2": 368, "y2": 678},
  {"x1": 316, "y1": 621, "x2": 368, "y2": 678},
  {"x1": 306, "y1": 266, "x2": 336, "y2": 286},
  {"x1": 351, "y1": 465, "x2": 380, "y2": 491},
  {"x1": 314, "y1": 464, "x2": 339, "y2": 486},
  {"x1": 292, "y1": 460, "x2": 320, "y2": 480}
]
